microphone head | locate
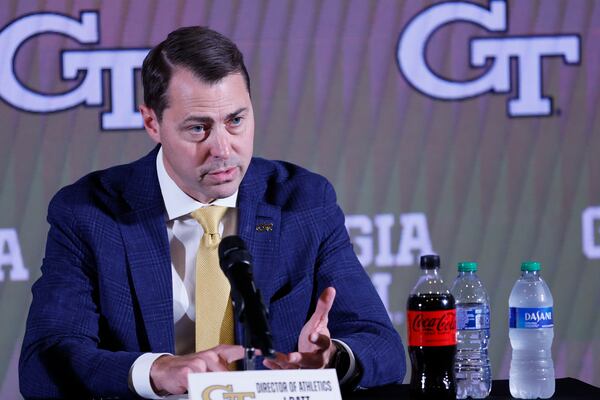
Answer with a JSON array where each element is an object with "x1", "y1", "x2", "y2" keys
[
  {"x1": 219, "y1": 235, "x2": 252, "y2": 273},
  {"x1": 219, "y1": 235, "x2": 247, "y2": 257}
]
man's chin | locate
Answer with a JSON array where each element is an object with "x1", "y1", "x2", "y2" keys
[{"x1": 205, "y1": 181, "x2": 240, "y2": 202}]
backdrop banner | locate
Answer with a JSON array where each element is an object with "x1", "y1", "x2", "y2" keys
[{"x1": 1, "y1": 1, "x2": 599, "y2": 398}]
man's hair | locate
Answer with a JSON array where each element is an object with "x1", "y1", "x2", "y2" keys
[{"x1": 141, "y1": 26, "x2": 250, "y2": 120}]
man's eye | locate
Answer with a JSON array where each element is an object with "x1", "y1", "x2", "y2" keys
[
  {"x1": 230, "y1": 117, "x2": 242, "y2": 126},
  {"x1": 190, "y1": 125, "x2": 205, "y2": 134}
]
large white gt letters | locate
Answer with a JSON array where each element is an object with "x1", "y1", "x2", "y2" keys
[
  {"x1": 397, "y1": 0, "x2": 580, "y2": 117},
  {"x1": 0, "y1": 11, "x2": 148, "y2": 130}
]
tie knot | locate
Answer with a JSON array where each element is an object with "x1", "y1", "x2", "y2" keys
[{"x1": 191, "y1": 206, "x2": 228, "y2": 235}]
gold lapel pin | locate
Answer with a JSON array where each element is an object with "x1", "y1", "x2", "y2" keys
[{"x1": 255, "y1": 223, "x2": 274, "y2": 232}]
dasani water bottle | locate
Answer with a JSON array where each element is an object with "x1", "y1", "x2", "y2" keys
[
  {"x1": 451, "y1": 261, "x2": 492, "y2": 399},
  {"x1": 509, "y1": 261, "x2": 555, "y2": 399}
]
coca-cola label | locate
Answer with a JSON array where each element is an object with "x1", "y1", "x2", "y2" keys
[
  {"x1": 509, "y1": 307, "x2": 553, "y2": 328},
  {"x1": 407, "y1": 309, "x2": 457, "y2": 346}
]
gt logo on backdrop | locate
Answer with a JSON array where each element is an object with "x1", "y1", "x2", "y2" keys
[
  {"x1": 0, "y1": 1, "x2": 583, "y2": 130},
  {"x1": 397, "y1": 0, "x2": 581, "y2": 117},
  {"x1": 0, "y1": 11, "x2": 147, "y2": 130}
]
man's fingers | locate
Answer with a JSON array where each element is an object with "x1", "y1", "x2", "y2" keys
[
  {"x1": 187, "y1": 350, "x2": 227, "y2": 372},
  {"x1": 309, "y1": 332, "x2": 331, "y2": 350},
  {"x1": 288, "y1": 351, "x2": 326, "y2": 369},
  {"x1": 187, "y1": 345, "x2": 246, "y2": 372},
  {"x1": 204, "y1": 354, "x2": 230, "y2": 372},
  {"x1": 316, "y1": 287, "x2": 336, "y2": 316},
  {"x1": 263, "y1": 352, "x2": 302, "y2": 369},
  {"x1": 215, "y1": 344, "x2": 247, "y2": 364},
  {"x1": 263, "y1": 351, "x2": 328, "y2": 370},
  {"x1": 264, "y1": 360, "x2": 301, "y2": 370},
  {"x1": 263, "y1": 359, "x2": 283, "y2": 369},
  {"x1": 308, "y1": 287, "x2": 336, "y2": 327},
  {"x1": 263, "y1": 352, "x2": 291, "y2": 370},
  {"x1": 150, "y1": 346, "x2": 248, "y2": 394}
]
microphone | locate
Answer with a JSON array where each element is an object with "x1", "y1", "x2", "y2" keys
[{"x1": 218, "y1": 235, "x2": 275, "y2": 359}]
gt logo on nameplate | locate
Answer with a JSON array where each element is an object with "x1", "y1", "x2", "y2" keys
[{"x1": 188, "y1": 369, "x2": 342, "y2": 400}]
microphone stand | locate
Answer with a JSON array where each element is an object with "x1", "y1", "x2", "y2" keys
[
  {"x1": 234, "y1": 290, "x2": 275, "y2": 370},
  {"x1": 233, "y1": 294, "x2": 257, "y2": 371},
  {"x1": 243, "y1": 323, "x2": 257, "y2": 371}
]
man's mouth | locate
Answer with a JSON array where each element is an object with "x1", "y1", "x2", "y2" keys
[{"x1": 205, "y1": 166, "x2": 237, "y2": 182}]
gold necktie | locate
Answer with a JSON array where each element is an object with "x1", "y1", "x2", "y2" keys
[{"x1": 191, "y1": 206, "x2": 235, "y2": 352}]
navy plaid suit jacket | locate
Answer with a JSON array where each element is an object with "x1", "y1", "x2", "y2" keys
[{"x1": 19, "y1": 146, "x2": 406, "y2": 399}]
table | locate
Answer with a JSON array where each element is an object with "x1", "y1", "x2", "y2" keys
[
  {"x1": 171, "y1": 378, "x2": 599, "y2": 399},
  {"x1": 345, "y1": 378, "x2": 600, "y2": 399}
]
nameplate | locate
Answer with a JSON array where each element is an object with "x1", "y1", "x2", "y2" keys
[{"x1": 188, "y1": 368, "x2": 342, "y2": 400}]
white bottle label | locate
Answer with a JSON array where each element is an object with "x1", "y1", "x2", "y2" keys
[
  {"x1": 457, "y1": 304, "x2": 490, "y2": 330},
  {"x1": 509, "y1": 307, "x2": 553, "y2": 328}
]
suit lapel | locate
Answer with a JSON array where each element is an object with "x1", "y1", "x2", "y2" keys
[
  {"x1": 236, "y1": 159, "x2": 281, "y2": 345},
  {"x1": 115, "y1": 147, "x2": 175, "y2": 353},
  {"x1": 239, "y1": 202, "x2": 281, "y2": 298}
]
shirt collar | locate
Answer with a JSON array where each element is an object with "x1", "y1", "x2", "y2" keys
[{"x1": 156, "y1": 147, "x2": 238, "y2": 220}]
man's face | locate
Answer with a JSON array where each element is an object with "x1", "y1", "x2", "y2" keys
[{"x1": 141, "y1": 69, "x2": 254, "y2": 203}]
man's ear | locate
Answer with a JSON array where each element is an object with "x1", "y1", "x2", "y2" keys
[{"x1": 140, "y1": 105, "x2": 161, "y2": 143}]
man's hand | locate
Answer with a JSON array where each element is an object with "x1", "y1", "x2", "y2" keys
[
  {"x1": 263, "y1": 287, "x2": 337, "y2": 370},
  {"x1": 150, "y1": 344, "x2": 245, "y2": 395}
]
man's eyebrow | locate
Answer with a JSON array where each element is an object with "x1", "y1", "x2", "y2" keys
[
  {"x1": 179, "y1": 108, "x2": 247, "y2": 126},
  {"x1": 179, "y1": 115, "x2": 214, "y2": 128},
  {"x1": 226, "y1": 107, "x2": 247, "y2": 120}
]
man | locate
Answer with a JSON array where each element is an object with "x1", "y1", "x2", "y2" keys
[{"x1": 19, "y1": 27, "x2": 405, "y2": 399}]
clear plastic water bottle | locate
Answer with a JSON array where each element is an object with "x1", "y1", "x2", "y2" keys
[
  {"x1": 451, "y1": 261, "x2": 492, "y2": 399},
  {"x1": 509, "y1": 261, "x2": 555, "y2": 399}
]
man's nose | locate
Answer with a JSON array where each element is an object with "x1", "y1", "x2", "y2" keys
[{"x1": 208, "y1": 128, "x2": 231, "y2": 159}]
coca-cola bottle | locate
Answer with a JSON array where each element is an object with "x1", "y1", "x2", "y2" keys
[{"x1": 407, "y1": 254, "x2": 457, "y2": 399}]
